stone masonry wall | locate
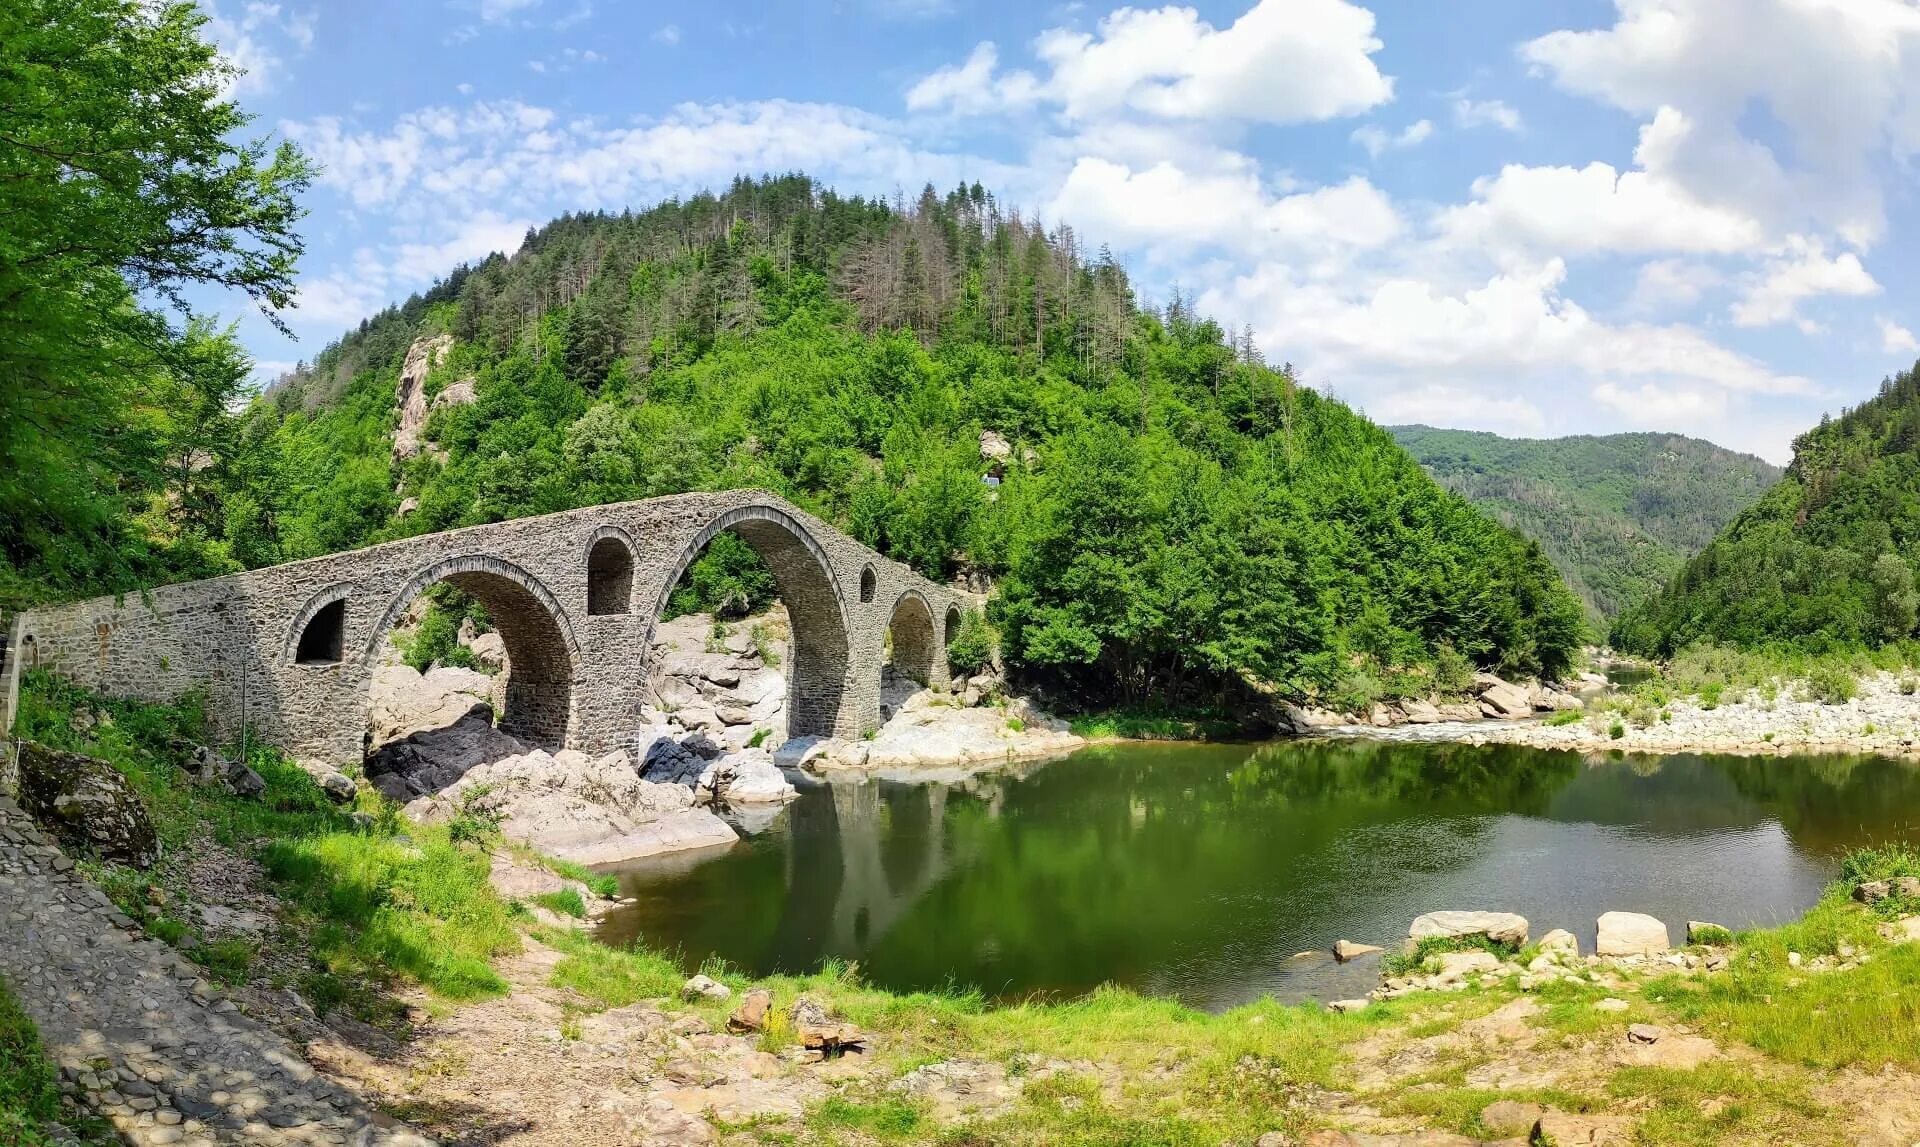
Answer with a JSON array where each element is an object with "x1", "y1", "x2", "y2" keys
[{"x1": 15, "y1": 491, "x2": 961, "y2": 765}]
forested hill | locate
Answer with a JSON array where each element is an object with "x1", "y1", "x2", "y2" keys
[
  {"x1": 1389, "y1": 426, "x2": 1780, "y2": 625},
  {"x1": 16, "y1": 172, "x2": 1585, "y2": 713},
  {"x1": 1613, "y1": 364, "x2": 1920, "y2": 656}
]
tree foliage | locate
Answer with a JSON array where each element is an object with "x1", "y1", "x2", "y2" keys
[
  {"x1": 1391, "y1": 425, "x2": 1781, "y2": 625},
  {"x1": 1615, "y1": 363, "x2": 1920, "y2": 655},
  {"x1": 0, "y1": 0, "x2": 311, "y2": 606}
]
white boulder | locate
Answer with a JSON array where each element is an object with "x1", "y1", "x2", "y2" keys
[
  {"x1": 1409, "y1": 911, "x2": 1529, "y2": 947},
  {"x1": 1596, "y1": 911, "x2": 1670, "y2": 956}
]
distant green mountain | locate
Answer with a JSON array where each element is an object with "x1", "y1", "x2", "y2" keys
[
  {"x1": 1613, "y1": 363, "x2": 1920, "y2": 655},
  {"x1": 1389, "y1": 426, "x2": 1782, "y2": 627}
]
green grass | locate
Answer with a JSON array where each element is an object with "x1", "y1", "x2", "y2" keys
[
  {"x1": 17, "y1": 670, "x2": 518, "y2": 1005},
  {"x1": 1543, "y1": 708, "x2": 1584, "y2": 726},
  {"x1": 1606, "y1": 1063, "x2": 1836, "y2": 1146},
  {"x1": 186, "y1": 936, "x2": 259, "y2": 986},
  {"x1": 1380, "y1": 933, "x2": 1518, "y2": 977},
  {"x1": 1, "y1": 980, "x2": 110, "y2": 1146},
  {"x1": 530, "y1": 889, "x2": 587, "y2": 918}
]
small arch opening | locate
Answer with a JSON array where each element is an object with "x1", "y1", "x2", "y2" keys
[
  {"x1": 885, "y1": 593, "x2": 937, "y2": 687},
  {"x1": 295, "y1": 599, "x2": 347, "y2": 665},
  {"x1": 587, "y1": 536, "x2": 634, "y2": 615},
  {"x1": 859, "y1": 565, "x2": 876, "y2": 603},
  {"x1": 945, "y1": 605, "x2": 962, "y2": 645}
]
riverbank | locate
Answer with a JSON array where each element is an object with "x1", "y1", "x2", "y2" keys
[
  {"x1": 14, "y1": 673, "x2": 1920, "y2": 1144},
  {"x1": 1327, "y1": 669, "x2": 1920, "y2": 760}
]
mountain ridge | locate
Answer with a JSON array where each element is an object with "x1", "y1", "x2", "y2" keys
[{"x1": 1388, "y1": 424, "x2": 1782, "y2": 626}]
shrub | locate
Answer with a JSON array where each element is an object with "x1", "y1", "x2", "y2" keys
[
  {"x1": 1609, "y1": 722, "x2": 1626, "y2": 740},
  {"x1": 945, "y1": 608, "x2": 997, "y2": 678},
  {"x1": 1806, "y1": 663, "x2": 1858, "y2": 705}
]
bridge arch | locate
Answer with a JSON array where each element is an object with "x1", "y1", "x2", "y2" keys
[
  {"x1": 885, "y1": 590, "x2": 938, "y2": 686},
  {"x1": 584, "y1": 525, "x2": 638, "y2": 615},
  {"x1": 654, "y1": 503, "x2": 853, "y2": 738},
  {"x1": 286, "y1": 583, "x2": 357, "y2": 665},
  {"x1": 368, "y1": 555, "x2": 580, "y2": 749}
]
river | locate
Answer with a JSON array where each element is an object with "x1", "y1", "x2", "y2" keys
[{"x1": 592, "y1": 738, "x2": 1920, "y2": 1009}]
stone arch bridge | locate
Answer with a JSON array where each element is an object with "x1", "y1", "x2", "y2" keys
[{"x1": 11, "y1": 491, "x2": 967, "y2": 764}]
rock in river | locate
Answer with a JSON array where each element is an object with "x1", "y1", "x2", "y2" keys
[
  {"x1": 1408, "y1": 910, "x2": 1529, "y2": 947},
  {"x1": 1595, "y1": 911, "x2": 1670, "y2": 956}
]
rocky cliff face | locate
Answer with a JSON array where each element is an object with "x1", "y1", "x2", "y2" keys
[{"x1": 391, "y1": 333, "x2": 452, "y2": 463}]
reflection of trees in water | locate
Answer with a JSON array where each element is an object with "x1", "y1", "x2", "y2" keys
[
  {"x1": 605, "y1": 739, "x2": 1920, "y2": 999},
  {"x1": 1705, "y1": 752, "x2": 1920, "y2": 854}
]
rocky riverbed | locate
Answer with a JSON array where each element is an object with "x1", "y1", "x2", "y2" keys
[{"x1": 1330, "y1": 669, "x2": 1920, "y2": 759}]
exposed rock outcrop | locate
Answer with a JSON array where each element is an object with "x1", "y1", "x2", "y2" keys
[
  {"x1": 391, "y1": 333, "x2": 452, "y2": 462},
  {"x1": 363, "y1": 711, "x2": 526, "y2": 802},
  {"x1": 1409, "y1": 910, "x2": 1529, "y2": 947},
  {"x1": 643, "y1": 612, "x2": 789, "y2": 751},
  {"x1": 404, "y1": 744, "x2": 737, "y2": 865},
  {"x1": 17, "y1": 742, "x2": 159, "y2": 868},
  {"x1": 366, "y1": 662, "x2": 497, "y2": 751},
  {"x1": 1595, "y1": 911, "x2": 1670, "y2": 956}
]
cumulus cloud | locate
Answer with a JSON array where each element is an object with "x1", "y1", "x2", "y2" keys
[
  {"x1": 1048, "y1": 159, "x2": 1401, "y2": 259},
  {"x1": 1880, "y1": 317, "x2": 1920, "y2": 355},
  {"x1": 203, "y1": 1, "x2": 316, "y2": 94},
  {"x1": 1436, "y1": 156, "x2": 1764, "y2": 257},
  {"x1": 1730, "y1": 238, "x2": 1879, "y2": 330},
  {"x1": 1351, "y1": 119, "x2": 1432, "y2": 158},
  {"x1": 1630, "y1": 259, "x2": 1724, "y2": 312},
  {"x1": 1370, "y1": 385, "x2": 1547, "y2": 434},
  {"x1": 909, "y1": 0, "x2": 1393, "y2": 124},
  {"x1": 1201, "y1": 258, "x2": 1816, "y2": 403},
  {"x1": 1521, "y1": 0, "x2": 1920, "y2": 246}
]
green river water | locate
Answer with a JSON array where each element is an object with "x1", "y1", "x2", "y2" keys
[{"x1": 594, "y1": 737, "x2": 1920, "y2": 1009}]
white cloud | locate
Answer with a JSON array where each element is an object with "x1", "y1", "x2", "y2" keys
[
  {"x1": 1370, "y1": 384, "x2": 1547, "y2": 434},
  {"x1": 906, "y1": 43, "x2": 1042, "y2": 115},
  {"x1": 1452, "y1": 97, "x2": 1521, "y2": 132},
  {"x1": 1630, "y1": 259, "x2": 1724, "y2": 312},
  {"x1": 479, "y1": 0, "x2": 540, "y2": 23},
  {"x1": 203, "y1": 2, "x2": 317, "y2": 95},
  {"x1": 391, "y1": 211, "x2": 532, "y2": 281},
  {"x1": 286, "y1": 98, "x2": 1024, "y2": 223},
  {"x1": 1048, "y1": 159, "x2": 1401, "y2": 259},
  {"x1": 1730, "y1": 237, "x2": 1879, "y2": 329},
  {"x1": 654, "y1": 24, "x2": 681, "y2": 45},
  {"x1": 1202, "y1": 258, "x2": 1816, "y2": 403},
  {"x1": 1436, "y1": 157, "x2": 1765, "y2": 256},
  {"x1": 1592, "y1": 382, "x2": 1728, "y2": 424},
  {"x1": 910, "y1": 0, "x2": 1393, "y2": 124},
  {"x1": 1521, "y1": 0, "x2": 1920, "y2": 246},
  {"x1": 1351, "y1": 118, "x2": 1432, "y2": 158},
  {"x1": 1882, "y1": 317, "x2": 1920, "y2": 354}
]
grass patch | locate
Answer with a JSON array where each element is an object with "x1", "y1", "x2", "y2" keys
[
  {"x1": 1543, "y1": 709, "x2": 1584, "y2": 727},
  {"x1": 18, "y1": 670, "x2": 520, "y2": 1008},
  {"x1": 544, "y1": 927, "x2": 686, "y2": 1007},
  {"x1": 1381, "y1": 934, "x2": 1517, "y2": 977},
  {"x1": 186, "y1": 936, "x2": 259, "y2": 986},
  {"x1": 1606, "y1": 1063, "x2": 1837, "y2": 1146},
  {"x1": 530, "y1": 889, "x2": 587, "y2": 919},
  {"x1": 1, "y1": 980, "x2": 111, "y2": 1146},
  {"x1": 808, "y1": 1094, "x2": 926, "y2": 1140}
]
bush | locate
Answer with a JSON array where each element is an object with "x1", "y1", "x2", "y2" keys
[
  {"x1": 1806, "y1": 663, "x2": 1858, "y2": 705},
  {"x1": 945, "y1": 608, "x2": 997, "y2": 678}
]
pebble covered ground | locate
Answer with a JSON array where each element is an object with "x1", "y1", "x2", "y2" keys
[{"x1": 0, "y1": 793, "x2": 432, "y2": 1147}]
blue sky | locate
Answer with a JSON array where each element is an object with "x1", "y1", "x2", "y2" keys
[{"x1": 201, "y1": 0, "x2": 1920, "y2": 462}]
